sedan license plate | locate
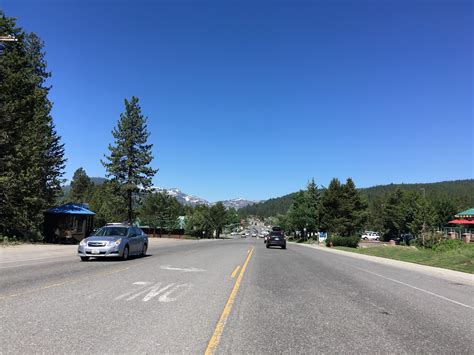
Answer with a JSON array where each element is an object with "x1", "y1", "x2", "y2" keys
[
  {"x1": 92, "y1": 249, "x2": 100, "y2": 254},
  {"x1": 274, "y1": 238, "x2": 280, "y2": 240}
]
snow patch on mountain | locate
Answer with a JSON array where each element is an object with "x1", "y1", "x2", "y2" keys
[{"x1": 150, "y1": 187, "x2": 258, "y2": 209}]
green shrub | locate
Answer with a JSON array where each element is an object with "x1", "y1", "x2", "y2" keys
[
  {"x1": 432, "y1": 239, "x2": 465, "y2": 252},
  {"x1": 326, "y1": 235, "x2": 360, "y2": 248},
  {"x1": 414, "y1": 232, "x2": 443, "y2": 248}
]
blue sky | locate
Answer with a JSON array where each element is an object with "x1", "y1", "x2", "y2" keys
[{"x1": 2, "y1": 0, "x2": 473, "y2": 201}]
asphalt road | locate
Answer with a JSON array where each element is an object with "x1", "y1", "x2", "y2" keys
[{"x1": 1, "y1": 238, "x2": 472, "y2": 354}]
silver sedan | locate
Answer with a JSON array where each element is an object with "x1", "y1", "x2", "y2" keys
[{"x1": 77, "y1": 224, "x2": 148, "y2": 261}]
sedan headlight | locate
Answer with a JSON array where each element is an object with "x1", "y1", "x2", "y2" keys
[
  {"x1": 80, "y1": 239, "x2": 87, "y2": 246},
  {"x1": 108, "y1": 239, "x2": 121, "y2": 247}
]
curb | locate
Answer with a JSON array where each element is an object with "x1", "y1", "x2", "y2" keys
[{"x1": 290, "y1": 242, "x2": 474, "y2": 286}]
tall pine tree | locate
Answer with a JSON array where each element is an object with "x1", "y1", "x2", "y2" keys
[
  {"x1": 0, "y1": 12, "x2": 65, "y2": 240},
  {"x1": 101, "y1": 97, "x2": 157, "y2": 222},
  {"x1": 319, "y1": 178, "x2": 367, "y2": 236},
  {"x1": 69, "y1": 168, "x2": 92, "y2": 203}
]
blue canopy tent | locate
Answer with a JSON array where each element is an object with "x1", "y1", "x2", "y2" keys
[{"x1": 44, "y1": 203, "x2": 95, "y2": 243}]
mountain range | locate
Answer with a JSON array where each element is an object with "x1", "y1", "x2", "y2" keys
[
  {"x1": 62, "y1": 179, "x2": 257, "y2": 209},
  {"x1": 64, "y1": 178, "x2": 473, "y2": 212},
  {"x1": 150, "y1": 187, "x2": 258, "y2": 209}
]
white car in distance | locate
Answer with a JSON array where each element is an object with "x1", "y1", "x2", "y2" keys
[{"x1": 361, "y1": 231, "x2": 380, "y2": 241}]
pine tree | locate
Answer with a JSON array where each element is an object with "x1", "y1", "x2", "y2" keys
[
  {"x1": 380, "y1": 189, "x2": 406, "y2": 240},
  {"x1": 319, "y1": 178, "x2": 344, "y2": 234},
  {"x1": 305, "y1": 178, "x2": 320, "y2": 234},
  {"x1": 0, "y1": 12, "x2": 65, "y2": 240},
  {"x1": 69, "y1": 168, "x2": 92, "y2": 203},
  {"x1": 210, "y1": 202, "x2": 227, "y2": 238},
  {"x1": 139, "y1": 192, "x2": 180, "y2": 237},
  {"x1": 101, "y1": 97, "x2": 157, "y2": 222},
  {"x1": 319, "y1": 178, "x2": 367, "y2": 236},
  {"x1": 88, "y1": 180, "x2": 128, "y2": 227},
  {"x1": 186, "y1": 204, "x2": 213, "y2": 238},
  {"x1": 287, "y1": 191, "x2": 306, "y2": 234},
  {"x1": 339, "y1": 178, "x2": 368, "y2": 236}
]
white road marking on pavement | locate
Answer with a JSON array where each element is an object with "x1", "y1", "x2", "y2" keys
[
  {"x1": 115, "y1": 281, "x2": 193, "y2": 302},
  {"x1": 127, "y1": 287, "x2": 157, "y2": 301},
  {"x1": 160, "y1": 265, "x2": 206, "y2": 272},
  {"x1": 143, "y1": 283, "x2": 175, "y2": 302},
  {"x1": 158, "y1": 284, "x2": 192, "y2": 303},
  {"x1": 115, "y1": 282, "x2": 153, "y2": 300},
  {"x1": 350, "y1": 264, "x2": 474, "y2": 310}
]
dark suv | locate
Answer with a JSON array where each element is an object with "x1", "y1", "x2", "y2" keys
[{"x1": 266, "y1": 231, "x2": 286, "y2": 249}]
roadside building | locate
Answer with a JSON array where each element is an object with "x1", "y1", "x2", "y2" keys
[
  {"x1": 44, "y1": 203, "x2": 95, "y2": 243},
  {"x1": 446, "y1": 208, "x2": 474, "y2": 243}
]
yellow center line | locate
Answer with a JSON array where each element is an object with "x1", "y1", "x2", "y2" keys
[
  {"x1": 0, "y1": 267, "x2": 130, "y2": 300},
  {"x1": 230, "y1": 265, "x2": 241, "y2": 278},
  {"x1": 205, "y1": 247, "x2": 254, "y2": 355}
]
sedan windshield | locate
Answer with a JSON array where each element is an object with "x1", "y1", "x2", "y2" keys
[{"x1": 94, "y1": 227, "x2": 128, "y2": 236}]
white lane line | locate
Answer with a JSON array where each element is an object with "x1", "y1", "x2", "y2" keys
[
  {"x1": 350, "y1": 264, "x2": 473, "y2": 310},
  {"x1": 160, "y1": 265, "x2": 206, "y2": 272}
]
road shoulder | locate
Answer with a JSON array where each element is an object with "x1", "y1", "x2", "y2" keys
[{"x1": 290, "y1": 242, "x2": 474, "y2": 286}]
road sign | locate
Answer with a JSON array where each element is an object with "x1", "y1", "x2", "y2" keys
[{"x1": 318, "y1": 232, "x2": 327, "y2": 244}]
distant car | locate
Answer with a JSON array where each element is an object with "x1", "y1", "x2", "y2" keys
[
  {"x1": 241, "y1": 232, "x2": 247, "y2": 238},
  {"x1": 263, "y1": 233, "x2": 270, "y2": 243},
  {"x1": 251, "y1": 232, "x2": 257, "y2": 237},
  {"x1": 361, "y1": 231, "x2": 380, "y2": 241},
  {"x1": 77, "y1": 224, "x2": 148, "y2": 261},
  {"x1": 266, "y1": 231, "x2": 286, "y2": 249}
]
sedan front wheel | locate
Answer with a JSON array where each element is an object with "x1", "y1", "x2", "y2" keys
[{"x1": 122, "y1": 246, "x2": 129, "y2": 261}]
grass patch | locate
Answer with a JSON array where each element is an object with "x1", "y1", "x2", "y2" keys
[
  {"x1": 335, "y1": 244, "x2": 474, "y2": 274},
  {"x1": 1, "y1": 235, "x2": 27, "y2": 247}
]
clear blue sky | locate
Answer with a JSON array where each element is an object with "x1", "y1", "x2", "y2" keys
[{"x1": 3, "y1": 0, "x2": 473, "y2": 202}]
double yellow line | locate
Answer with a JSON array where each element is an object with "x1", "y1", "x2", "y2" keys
[{"x1": 205, "y1": 247, "x2": 254, "y2": 354}]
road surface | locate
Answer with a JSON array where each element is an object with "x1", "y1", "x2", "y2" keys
[{"x1": 1, "y1": 238, "x2": 472, "y2": 353}]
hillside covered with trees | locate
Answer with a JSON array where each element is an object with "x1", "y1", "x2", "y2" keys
[
  {"x1": 239, "y1": 179, "x2": 474, "y2": 219},
  {"x1": 257, "y1": 178, "x2": 472, "y2": 244}
]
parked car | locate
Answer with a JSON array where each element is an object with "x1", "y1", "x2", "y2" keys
[
  {"x1": 77, "y1": 223, "x2": 148, "y2": 261},
  {"x1": 361, "y1": 231, "x2": 380, "y2": 241},
  {"x1": 266, "y1": 231, "x2": 286, "y2": 249}
]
